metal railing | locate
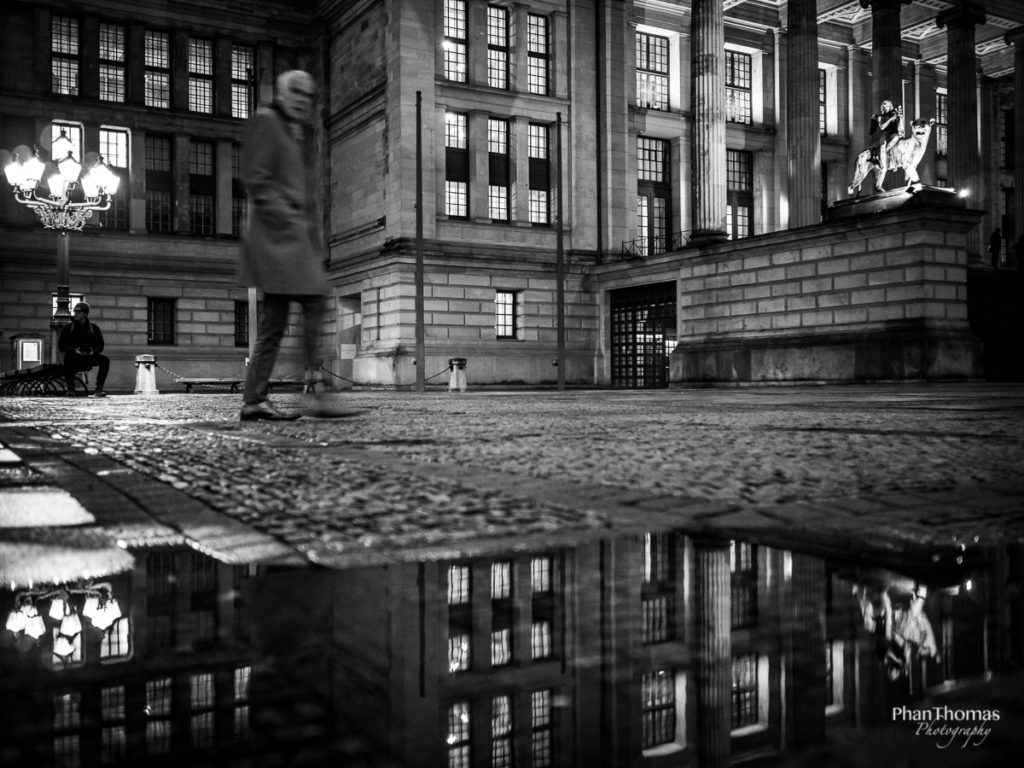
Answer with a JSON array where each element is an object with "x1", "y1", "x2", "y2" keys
[{"x1": 620, "y1": 229, "x2": 692, "y2": 259}]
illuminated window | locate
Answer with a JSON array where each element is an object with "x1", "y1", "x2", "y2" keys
[
  {"x1": 190, "y1": 141, "x2": 215, "y2": 235},
  {"x1": 98, "y1": 128, "x2": 129, "y2": 231},
  {"x1": 527, "y1": 15, "x2": 550, "y2": 95},
  {"x1": 145, "y1": 677, "x2": 173, "y2": 754},
  {"x1": 492, "y1": 694, "x2": 513, "y2": 767},
  {"x1": 98, "y1": 23, "x2": 125, "y2": 103},
  {"x1": 448, "y1": 702, "x2": 471, "y2": 767},
  {"x1": 642, "y1": 532, "x2": 675, "y2": 643},
  {"x1": 818, "y1": 68, "x2": 827, "y2": 135},
  {"x1": 234, "y1": 666, "x2": 251, "y2": 738},
  {"x1": 641, "y1": 670, "x2": 675, "y2": 748},
  {"x1": 637, "y1": 138, "x2": 670, "y2": 256},
  {"x1": 448, "y1": 564, "x2": 470, "y2": 604},
  {"x1": 101, "y1": 686, "x2": 127, "y2": 763},
  {"x1": 731, "y1": 654, "x2": 764, "y2": 730},
  {"x1": 100, "y1": 617, "x2": 131, "y2": 659},
  {"x1": 531, "y1": 556, "x2": 552, "y2": 593},
  {"x1": 725, "y1": 50, "x2": 752, "y2": 124},
  {"x1": 487, "y1": 6, "x2": 509, "y2": 89},
  {"x1": 53, "y1": 692, "x2": 81, "y2": 768},
  {"x1": 188, "y1": 38, "x2": 214, "y2": 113},
  {"x1": 528, "y1": 124, "x2": 550, "y2": 225},
  {"x1": 51, "y1": 16, "x2": 80, "y2": 96},
  {"x1": 144, "y1": 31, "x2": 171, "y2": 109},
  {"x1": 730, "y1": 539, "x2": 757, "y2": 627},
  {"x1": 636, "y1": 33, "x2": 669, "y2": 110},
  {"x1": 495, "y1": 291, "x2": 517, "y2": 339},
  {"x1": 531, "y1": 620, "x2": 552, "y2": 659},
  {"x1": 935, "y1": 90, "x2": 948, "y2": 158},
  {"x1": 448, "y1": 564, "x2": 471, "y2": 673},
  {"x1": 190, "y1": 673, "x2": 215, "y2": 747},
  {"x1": 231, "y1": 45, "x2": 255, "y2": 119},
  {"x1": 488, "y1": 118, "x2": 509, "y2": 221},
  {"x1": 443, "y1": 0, "x2": 467, "y2": 83},
  {"x1": 445, "y1": 112, "x2": 469, "y2": 218},
  {"x1": 726, "y1": 150, "x2": 753, "y2": 241},
  {"x1": 531, "y1": 690, "x2": 553, "y2": 767}
]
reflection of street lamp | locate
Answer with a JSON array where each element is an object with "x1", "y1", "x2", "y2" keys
[
  {"x1": 5, "y1": 582, "x2": 123, "y2": 662},
  {"x1": 3, "y1": 130, "x2": 120, "y2": 363}
]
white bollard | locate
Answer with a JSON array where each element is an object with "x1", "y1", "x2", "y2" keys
[
  {"x1": 448, "y1": 357, "x2": 468, "y2": 392},
  {"x1": 134, "y1": 354, "x2": 159, "y2": 395}
]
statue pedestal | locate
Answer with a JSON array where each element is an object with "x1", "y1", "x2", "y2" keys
[{"x1": 826, "y1": 184, "x2": 964, "y2": 220}]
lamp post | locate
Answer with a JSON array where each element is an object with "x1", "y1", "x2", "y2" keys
[{"x1": 3, "y1": 130, "x2": 120, "y2": 364}]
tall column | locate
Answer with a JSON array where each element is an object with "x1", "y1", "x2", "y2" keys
[
  {"x1": 937, "y1": 3, "x2": 986, "y2": 199},
  {"x1": 913, "y1": 60, "x2": 938, "y2": 184},
  {"x1": 694, "y1": 538, "x2": 731, "y2": 768},
  {"x1": 846, "y1": 45, "x2": 872, "y2": 184},
  {"x1": 690, "y1": 0, "x2": 727, "y2": 242},
  {"x1": 1007, "y1": 29, "x2": 1024, "y2": 244},
  {"x1": 786, "y1": 0, "x2": 822, "y2": 228},
  {"x1": 860, "y1": 0, "x2": 909, "y2": 110},
  {"x1": 786, "y1": 553, "x2": 827, "y2": 748}
]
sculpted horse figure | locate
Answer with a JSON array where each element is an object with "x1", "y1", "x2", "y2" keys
[{"x1": 848, "y1": 117, "x2": 936, "y2": 197}]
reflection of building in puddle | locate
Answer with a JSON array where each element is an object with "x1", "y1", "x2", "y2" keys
[{"x1": 0, "y1": 534, "x2": 1018, "y2": 767}]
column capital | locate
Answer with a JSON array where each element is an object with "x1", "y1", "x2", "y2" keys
[
  {"x1": 1006, "y1": 27, "x2": 1024, "y2": 49},
  {"x1": 936, "y1": 2, "x2": 986, "y2": 31}
]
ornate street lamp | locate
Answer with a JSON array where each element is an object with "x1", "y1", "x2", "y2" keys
[{"x1": 3, "y1": 129, "x2": 120, "y2": 363}]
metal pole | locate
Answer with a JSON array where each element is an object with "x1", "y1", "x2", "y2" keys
[
  {"x1": 50, "y1": 232, "x2": 71, "y2": 364},
  {"x1": 556, "y1": 112, "x2": 566, "y2": 390},
  {"x1": 415, "y1": 91, "x2": 426, "y2": 391}
]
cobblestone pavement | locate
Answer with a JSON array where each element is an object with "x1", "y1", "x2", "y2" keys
[{"x1": 1, "y1": 384, "x2": 1023, "y2": 574}]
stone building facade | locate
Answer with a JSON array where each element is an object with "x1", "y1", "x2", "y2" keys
[{"x1": 0, "y1": 1, "x2": 1021, "y2": 389}]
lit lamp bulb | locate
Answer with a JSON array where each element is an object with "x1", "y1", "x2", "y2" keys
[
  {"x1": 24, "y1": 606, "x2": 47, "y2": 639},
  {"x1": 5, "y1": 606, "x2": 28, "y2": 633},
  {"x1": 91, "y1": 598, "x2": 121, "y2": 631},
  {"x1": 48, "y1": 596, "x2": 67, "y2": 621},
  {"x1": 81, "y1": 157, "x2": 119, "y2": 198},
  {"x1": 53, "y1": 635, "x2": 76, "y2": 657},
  {"x1": 60, "y1": 610, "x2": 82, "y2": 637}
]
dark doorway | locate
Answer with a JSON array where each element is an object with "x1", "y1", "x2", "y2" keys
[{"x1": 610, "y1": 282, "x2": 677, "y2": 388}]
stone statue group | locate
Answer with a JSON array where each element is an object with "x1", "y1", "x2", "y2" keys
[{"x1": 848, "y1": 99, "x2": 936, "y2": 197}]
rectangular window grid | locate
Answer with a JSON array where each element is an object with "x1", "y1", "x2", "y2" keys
[
  {"x1": 231, "y1": 45, "x2": 255, "y2": 119},
  {"x1": 642, "y1": 532, "x2": 675, "y2": 643},
  {"x1": 732, "y1": 654, "x2": 759, "y2": 729},
  {"x1": 638, "y1": 137, "x2": 667, "y2": 183},
  {"x1": 726, "y1": 149, "x2": 753, "y2": 240},
  {"x1": 446, "y1": 181, "x2": 468, "y2": 218},
  {"x1": 235, "y1": 300, "x2": 249, "y2": 347},
  {"x1": 448, "y1": 702, "x2": 471, "y2": 768},
  {"x1": 98, "y1": 24, "x2": 126, "y2": 103},
  {"x1": 636, "y1": 33, "x2": 669, "y2": 110},
  {"x1": 444, "y1": 0, "x2": 468, "y2": 83},
  {"x1": 100, "y1": 618, "x2": 131, "y2": 658},
  {"x1": 487, "y1": 6, "x2": 509, "y2": 89},
  {"x1": 101, "y1": 687, "x2": 126, "y2": 763},
  {"x1": 730, "y1": 540, "x2": 758, "y2": 629},
  {"x1": 531, "y1": 556, "x2": 552, "y2": 593},
  {"x1": 491, "y1": 561, "x2": 511, "y2": 598},
  {"x1": 491, "y1": 628, "x2": 512, "y2": 666},
  {"x1": 445, "y1": 112, "x2": 468, "y2": 149},
  {"x1": 146, "y1": 677, "x2": 172, "y2": 754},
  {"x1": 51, "y1": 16, "x2": 80, "y2": 96},
  {"x1": 641, "y1": 670, "x2": 675, "y2": 749},
  {"x1": 98, "y1": 128, "x2": 129, "y2": 230},
  {"x1": 495, "y1": 291, "x2": 516, "y2": 339},
  {"x1": 148, "y1": 297, "x2": 175, "y2": 345},
  {"x1": 145, "y1": 31, "x2": 171, "y2": 108},
  {"x1": 448, "y1": 564, "x2": 470, "y2": 604},
  {"x1": 235, "y1": 666, "x2": 251, "y2": 739},
  {"x1": 449, "y1": 633, "x2": 471, "y2": 672},
  {"x1": 531, "y1": 620, "x2": 552, "y2": 659},
  {"x1": 53, "y1": 692, "x2": 81, "y2": 768},
  {"x1": 189, "y1": 38, "x2": 214, "y2": 113},
  {"x1": 190, "y1": 672, "x2": 215, "y2": 747},
  {"x1": 725, "y1": 50, "x2": 752, "y2": 124},
  {"x1": 531, "y1": 690, "x2": 553, "y2": 767},
  {"x1": 492, "y1": 695, "x2": 513, "y2": 767},
  {"x1": 819, "y1": 68, "x2": 827, "y2": 135},
  {"x1": 527, "y1": 15, "x2": 549, "y2": 95},
  {"x1": 935, "y1": 91, "x2": 948, "y2": 158}
]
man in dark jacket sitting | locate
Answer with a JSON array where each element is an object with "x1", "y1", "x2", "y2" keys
[{"x1": 58, "y1": 302, "x2": 110, "y2": 397}]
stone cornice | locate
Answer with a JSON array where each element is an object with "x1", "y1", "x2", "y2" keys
[{"x1": 936, "y1": 2, "x2": 986, "y2": 31}]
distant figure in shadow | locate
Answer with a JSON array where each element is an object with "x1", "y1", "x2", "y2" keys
[
  {"x1": 989, "y1": 228, "x2": 1002, "y2": 269},
  {"x1": 58, "y1": 302, "x2": 109, "y2": 398}
]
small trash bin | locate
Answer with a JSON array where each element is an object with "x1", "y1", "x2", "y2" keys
[
  {"x1": 448, "y1": 357, "x2": 467, "y2": 392},
  {"x1": 134, "y1": 354, "x2": 159, "y2": 395}
]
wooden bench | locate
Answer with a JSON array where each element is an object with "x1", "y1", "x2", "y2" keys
[{"x1": 175, "y1": 377, "x2": 322, "y2": 394}]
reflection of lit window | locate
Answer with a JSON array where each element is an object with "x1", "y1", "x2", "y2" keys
[
  {"x1": 730, "y1": 540, "x2": 758, "y2": 628},
  {"x1": 53, "y1": 692, "x2": 81, "y2": 767},
  {"x1": 491, "y1": 561, "x2": 511, "y2": 599},
  {"x1": 447, "y1": 701, "x2": 471, "y2": 767},
  {"x1": 731, "y1": 654, "x2": 768, "y2": 732},
  {"x1": 146, "y1": 677, "x2": 173, "y2": 754},
  {"x1": 190, "y1": 673, "x2": 215, "y2": 747},
  {"x1": 448, "y1": 565, "x2": 470, "y2": 604},
  {"x1": 531, "y1": 556, "x2": 552, "y2": 593},
  {"x1": 492, "y1": 694, "x2": 513, "y2": 767},
  {"x1": 449, "y1": 633, "x2": 471, "y2": 672},
  {"x1": 531, "y1": 690, "x2": 553, "y2": 767},
  {"x1": 234, "y1": 666, "x2": 251, "y2": 738},
  {"x1": 100, "y1": 616, "x2": 131, "y2": 659},
  {"x1": 825, "y1": 640, "x2": 844, "y2": 714},
  {"x1": 642, "y1": 532, "x2": 675, "y2": 644},
  {"x1": 531, "y1": 620, "x2": 552, "y2": 659},
  {"x1": 641, "y1": 670, "x2": 675, "y2": 748},
  {"x1": 101, "y1": 686, "x2": 127, "y2": 763},
  {"x1": 491, "y1": 628, "x2": 512, "y2": 666}
]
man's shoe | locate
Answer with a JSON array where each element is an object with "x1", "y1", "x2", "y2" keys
[
  {"x1": 239, "y1": 401, "x2": 300, "y2": 421},
  {"x1": 89, "y1": 389, "x2": 107, "y2": 398}
]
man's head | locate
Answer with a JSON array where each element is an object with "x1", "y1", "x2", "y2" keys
[
  {"x1": 880, "y1": 99, "x2": 894, "y2": 113},
  {"x1": 73, "y1": 302, "x2": 90, "y2": 321},
  {"x1": 275, "y1": 70, "x2": 316, "y2": 125}
]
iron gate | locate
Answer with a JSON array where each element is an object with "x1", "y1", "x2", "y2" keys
[{"x1": 610, "y1": 282, "x2": 677, "y2": 388}]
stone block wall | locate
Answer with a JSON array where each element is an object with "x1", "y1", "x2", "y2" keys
[{"x1": 670, "y1": 194, "x2": 984, "y2": 382}]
